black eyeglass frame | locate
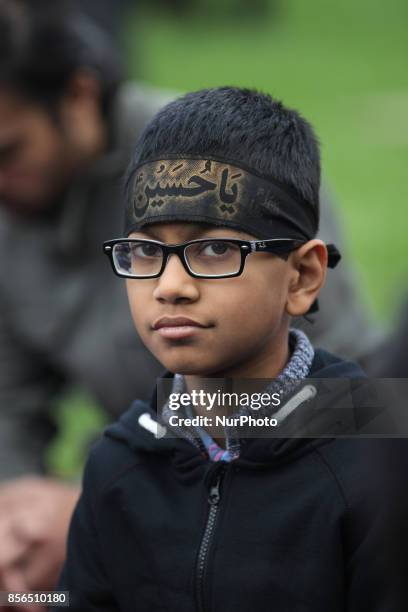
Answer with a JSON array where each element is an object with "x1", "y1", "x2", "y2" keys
[{"x1": 103, "y1": 237, "x2": 306, "y2": 280}]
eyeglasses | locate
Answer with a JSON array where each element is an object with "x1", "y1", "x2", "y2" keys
[{"x1": 103, "y1": 237, "x2": 304, "y2": 280}]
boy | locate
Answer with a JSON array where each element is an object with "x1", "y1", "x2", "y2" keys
[{"x1": 55, "y1": 87, "x2": 406, "y2": 611}]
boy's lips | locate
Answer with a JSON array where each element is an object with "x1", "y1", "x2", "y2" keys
[{"x1": 152, "y1": 316, "x2": 211, "y2": 340}]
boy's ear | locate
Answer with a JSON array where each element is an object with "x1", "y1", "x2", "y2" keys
[{"x1": 286, "y1": 239, "x2": 328, "y2": 317}]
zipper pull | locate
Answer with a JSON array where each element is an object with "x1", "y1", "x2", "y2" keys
[{"x1": 208, "y1": 471, "x2": 223, "y2": 506}]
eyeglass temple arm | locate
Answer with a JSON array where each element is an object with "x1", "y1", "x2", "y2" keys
[
  {"x1": 251, "y1": 239, "x2": 342, "y2": 269},
  {"x1": 251, "y1": 239, "x2": 304, "y2": 253}
]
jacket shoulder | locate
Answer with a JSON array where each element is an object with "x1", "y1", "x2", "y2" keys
[
  {"x1": 83, "y1": 398, "x2": 168, "y2": 495},
  {"x1": 313, "y1": 437, "x2": 408, "y2": 511},
  {"x1": 310, "y1": 348, "x2": 366, "y2": 377},
  {"x1": 83, "y1": 406, "x2": 146, "y2": 494}
]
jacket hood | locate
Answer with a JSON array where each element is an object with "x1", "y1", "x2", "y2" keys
[{"x1": 104, "y1": 349, "x2": 386, "y2": 471}]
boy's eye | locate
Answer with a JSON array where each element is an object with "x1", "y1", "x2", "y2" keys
[
  {"x1": 198, "y1": 241, "x2": 234, "y2": 257},
  {"x1": 131, "y1": 242, "x2": 162, "y2": 258},
  {"x1": 186, "y1": 240, "x2": 241, "y2": 275}
]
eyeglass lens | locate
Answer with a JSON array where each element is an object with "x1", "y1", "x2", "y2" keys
[{"x1": 112, "y1": 240, "x2": 242, "y2": 277}]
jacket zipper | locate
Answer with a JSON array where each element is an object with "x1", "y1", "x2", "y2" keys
[{"x1": 195, "y1": 466, "x2": 225, "y2": 612}]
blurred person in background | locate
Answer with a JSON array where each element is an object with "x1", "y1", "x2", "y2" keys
[
  {"x1": 0, "y1": 0, "x2": 168, "y2": 602},
  {"x1": 0, "y1": 0, "x2": 383, "y2": 602},
  {"x1": 75, "y1": 0, "x2": 133, "y2": 43}
]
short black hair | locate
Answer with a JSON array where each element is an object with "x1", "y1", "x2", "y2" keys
[
  {"x1": 0, "y1": 0, "x2": 121, "y2": 116},
  {"x1": 126, "y1": 87, "x2": 321, "y2": 222}
]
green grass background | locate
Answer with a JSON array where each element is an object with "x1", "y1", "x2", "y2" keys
[{"x1": 48, "y1": 0, "x2": 408, "y2": 476}]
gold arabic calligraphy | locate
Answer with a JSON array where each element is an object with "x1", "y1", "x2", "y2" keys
[{"x1": 133, "y1": 161, "x2": 242, "y2": 219}]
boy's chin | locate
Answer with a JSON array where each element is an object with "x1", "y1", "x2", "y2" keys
[
  {"x1": 153, "y1": 343, "x2": 239, "y2": 377},
  {"x1": 158, "y1": 354, "x2": 216, "y2": 377},
  {"x1": 164, "y1": 362, "x2": 213, "y2": 377}
]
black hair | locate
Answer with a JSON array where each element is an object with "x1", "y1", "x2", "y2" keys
[
  {"x1": 0, "y1": 0, "x2": 121, "y2": 116},
  {"x1": 126, "y1": 87, "x2": 321, "y2": 221}
]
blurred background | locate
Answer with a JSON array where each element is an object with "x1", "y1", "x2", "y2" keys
[{"x1": 38, "y1": 0, "x2": 405, "y2": 471}]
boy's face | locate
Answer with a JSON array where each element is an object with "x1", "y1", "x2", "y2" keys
[{"x1": 126, "y1": 222, "x2": 315, "y2": 378}]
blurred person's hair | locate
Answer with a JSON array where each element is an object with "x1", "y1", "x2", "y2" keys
[
  {"x1": 0, "y1": 0, "x2": 121, "y2": 116},
  {"x1": 126, "y1": 87, "x2": 321, "y2": 222}
]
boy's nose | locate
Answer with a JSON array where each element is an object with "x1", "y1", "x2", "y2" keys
[{"x1": 153, "y1": 253, "x2": 199, "y2": 303}]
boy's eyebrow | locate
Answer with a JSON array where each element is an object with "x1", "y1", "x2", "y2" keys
[{"x1": 134, "y1": 227, "x2": 161, "y2": 240}]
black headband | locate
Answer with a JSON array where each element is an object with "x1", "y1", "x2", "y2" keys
[{"x1": 124, "y1": 156, "x2": 319, "y2": 241}]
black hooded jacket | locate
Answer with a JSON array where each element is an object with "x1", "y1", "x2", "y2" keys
[{"x1": 55, "y1": 350, "x2": 407, "y2": 611}]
